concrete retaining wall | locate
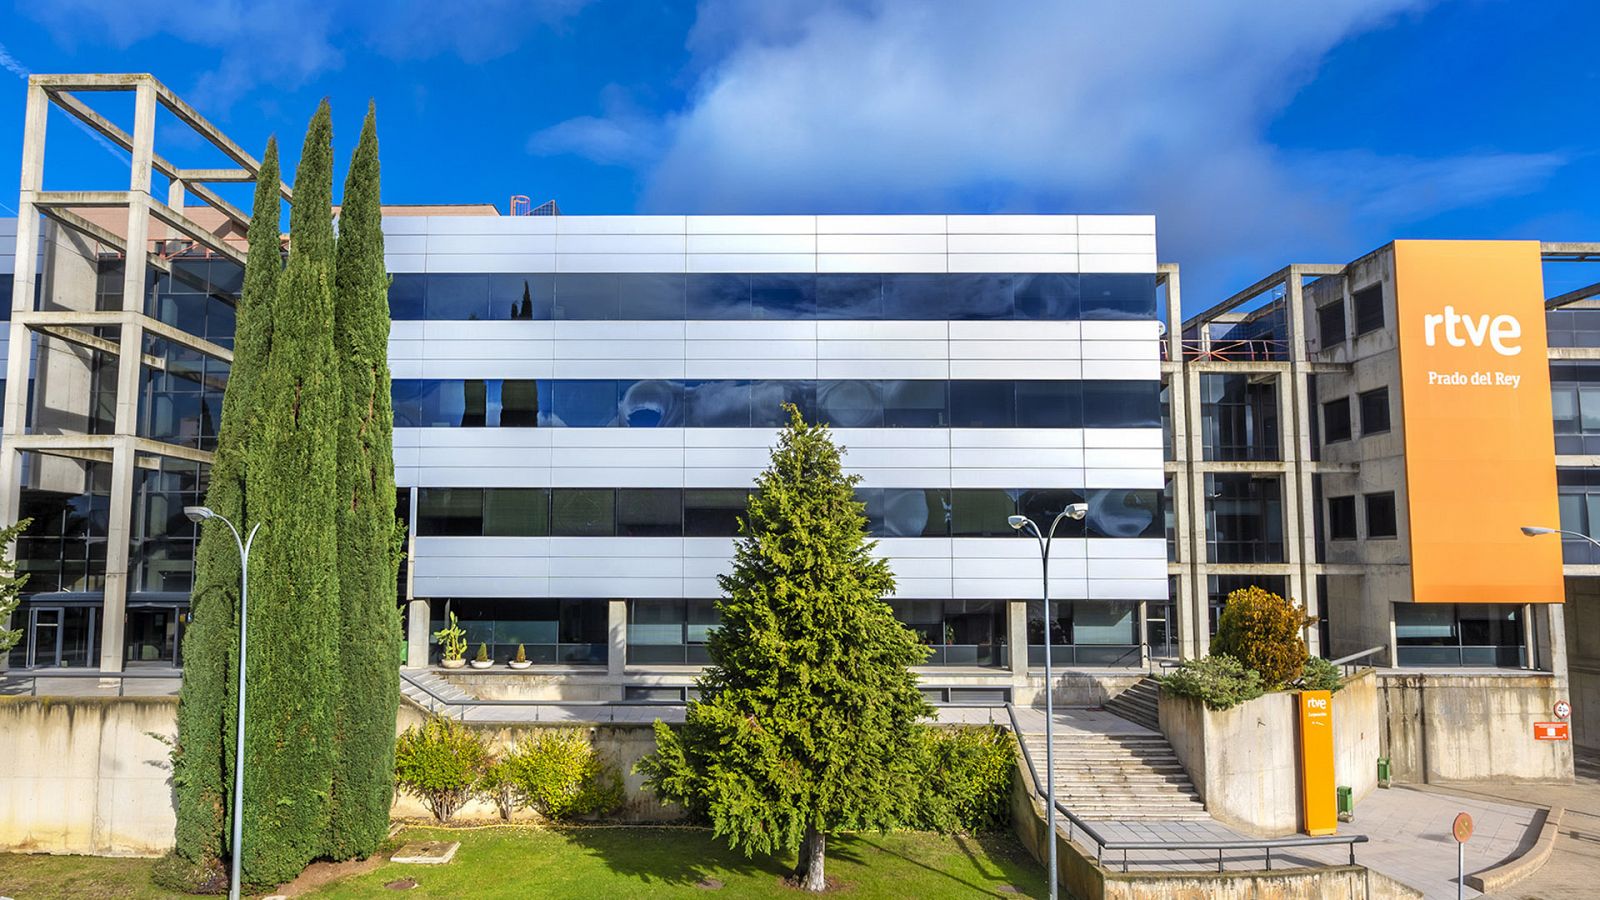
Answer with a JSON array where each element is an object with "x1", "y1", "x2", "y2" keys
[
  {"x1": 1158, "y1": 671, "x2": 1381, "y2": 836},
  {"x1": 1378, "y1": 671, "x2": 1574, "y2": 783},
  {"x1": 0, "y1": 696, "x2": 179, "y2": 857}
]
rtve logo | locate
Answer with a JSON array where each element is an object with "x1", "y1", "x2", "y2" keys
[{"x1": 1423, "y1": 306, "x2": 1522, "y2": 356}]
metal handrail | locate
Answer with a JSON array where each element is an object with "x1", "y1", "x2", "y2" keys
[
  {"x1": 1, "y1": 667, "x2": 184, "y2": 697},
  {"x1": 1329, "y1": 645, "x2": 1386, "y2": 676},
  {"x1": 1004, "y1": 702, "x2": 1369, "y2": 873}
]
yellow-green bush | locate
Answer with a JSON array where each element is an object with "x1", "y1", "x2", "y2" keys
[
  {"x1": 1212, "y1": 585, "x2": 1312, "y2": 687},
  {"x1": 394, "y1": 717, "x2": 489, "y2": 823},
  {"x1": 504, "y1": 729, "x2": 624, "y2": 820}
]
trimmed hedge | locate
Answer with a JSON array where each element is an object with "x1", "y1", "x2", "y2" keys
[{"x1": 1160, "y1": 655, "x2": 1266, "y2": 710}]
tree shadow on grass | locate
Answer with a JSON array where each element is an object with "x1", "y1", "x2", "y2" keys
[
  {"x1": 559, "y1": 825, "x2": 792, "y2": 889},
  {"x1": 830, "y1": 832, "x2": 1047, "y2": 899}
]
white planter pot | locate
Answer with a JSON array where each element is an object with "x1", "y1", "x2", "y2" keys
[
  {"x1": 509, "y1": 660, "x2": 531, "y2": 670},
  {"x1": 468, "y1": 660, "x2": 493, "y2": 670},
  {"x1": 439, "y1": 658, "x2": 466, "y2": 669}
]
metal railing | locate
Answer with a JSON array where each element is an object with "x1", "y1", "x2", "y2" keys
[
  {"x1": 1163, "y1": 338, "x2": 1290, "y2": 363},
  {"x1": 1329, "y1": 645, "x2": 1386, "y2": 676},
  {"x1": 1003, "y1": 702, "x2": 1368, "y2": 873},
  {"x1": 0, "y1": 667, "x2": 183, "y2": 697}
]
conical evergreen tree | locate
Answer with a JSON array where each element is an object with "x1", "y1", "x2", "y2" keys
[
  {"x1": 638, "y1": 406, "x2": 932, "y2": 893},
  {"x1": 239, "y1": 100, "x2": 342, "y2": 885},
  {"x1": 173, "y1": 138, "x2": 281, "y2": 869},
  {"x1": 327, "y1": 102, "x2": 401, "y2": 859}
]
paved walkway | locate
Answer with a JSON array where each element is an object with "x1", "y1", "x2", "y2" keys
[{"x1": 1448, "y1": 750, "x2": 1600, "y2": 900}]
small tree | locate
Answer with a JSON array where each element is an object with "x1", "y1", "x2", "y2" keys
[
  {"x1": 639, "y1": 406, "x2": 931, "y2": 892},
  {"x1": 1212, "y1": 585, "x2": 1313, "y2": 687},
  {"x1": 394, "y1": 717, "x2": 489, "y2": 823},
  {"x1": 509, "y1": 730, "x2": 624, "y2": 820},
  {"x1": 0, "y1": 519, "x2": 33, "y2": 653}
]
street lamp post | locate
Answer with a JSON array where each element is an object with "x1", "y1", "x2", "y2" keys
[
  {"x1": 1009, "y1": 502, "x2": 1088, "y2": 900},
  {"x1": 184, "y1": 506, "x2": 260, "y2": 900},
  {"x1": 1521, "y1": 524, "x2": 1600, "y2": 549}
]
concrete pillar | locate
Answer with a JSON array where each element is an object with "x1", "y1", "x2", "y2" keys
[
  {"x1": 1160, "y1": 264, "x2": 1205, "y2": 660},
  {"x1": 406, "y1": 598, "x2": 431, "y2": 668},
  {"x1": 607, "y1": 599, "x2": 627, "y2": 677},
  {"x1": 1282, "y1": 269, "x2": 1322, "y2": 652},
  {"x1": 1137, "y1": 599, "x2": 1150, "y2": 668},
  {"x1": 1183, "y1": 365, "x2": 1211, "y2": 658},
  {"x1": 1007, "y1": 599, "x2": 1029, "y2": 684}
]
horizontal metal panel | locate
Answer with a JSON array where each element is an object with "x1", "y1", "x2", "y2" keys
[
  {"x1": 555, "y1": 253, "x2": 687, "y2": 273},
  {"x1": 949, "y1": 321, "x2": 1080, "y2": 340},
  {"x1": 951, "y1": 468, "x2": 1085, "y2": 488},
  {"x1": 684, "y1": 321, "x2": 817, "y2": 340},
  {"x1": 1085, "y1": 578, "x2": 1167, "y2": 600},
  {"x1": 1076, "y1": 215, "x2": 1156, "y2": 235},
  {"x1": 427, "y1": 253, "x2": 556, "y2": 273},
  {"x1": 815, "y1": 321, "x2": 949, "y2": 341},
  {"x1": 555, "y1": 216, "x2": 687, "y2": 235},
  {"x1": 1078, "y1": 320, "x2": 1161, "y2": 341},
  {"x1": 946, "y1": 215, "x2": 1078, "y2": 234},
  {"x1": 816, "y1": 215, "x2": 947, "y2": 234},
  {"x1": 949, "y1": 340, "x2": 1081, "y2": 360},
  {"x1": 684, "y1": 359, "x2": 818, "y2": 379},
  {"x1": 816, "y1": 233, "x2": 946, "y2": 254},
  {"x1": 382, "y1": 217, "x2": 428, "y2": 235},
  {"x1": 414, "y1": 576, "x2": 550, "y2": 597},
  {"x1": 550, "y1": 360, "x2": 686, "y2": 379},
  {"x1": 1081, "y1": 469, "x2": 1164, "y2": 489},
  {"x1": 384, "y1": 234, "x2": 428, "y2": 254},
  {"x1": 816, "y1": 339, "x2": 949, "y2": 359},
  {"x1": 817, "y1": 253, "x2": 947, "y2": 274},
  {"x1": 1084, "y1": 448, "x2": 1163, "y2": 469},
  {"x1": 1082, "y1": 428, "x2": 1163, "y2": 449},
  {"x1": 949, "y1": 360, "x2": 1081, "y2": 380},
  {"x1": 950, "y1": 448, "x2": 1083, "y2": 469},
  {"x1": 685, "y1": 253, "x2": 816, "y2": 273},
  {"x1": 686, "y1": 234, "x2": 817, "y2": 254},
  {"x1": 685, "y1": 339, "x2": 817, "y2": 360},
  {"x1": 686, "y1": 215, "x2": 817, "y2": 234},
  {"x1": 1078, "y1": 339, "x2": 1156, "y2": 361},
  {"x1": 946, "y1": 234, "x2": 1077, "y2": 254},
  {"x1": 947, "y1": 253, "x2": 1078, "y2": 273},
  {"x1": 426, "y1": 216, "x2": 558, "y2": 235},
  {"x1": 815, "y1": 360, "x2": 950, "y2": 379},
  {"x1": 556, "y1": 233, "x2": 688, "y2": 254},
  {"x1": 428, "y1": 233, "x2": 557, "y2": 254},
  {"x1": 549, "y1": 467, "x2": 687, "y2": 487},
  {"x1": 1078, "y1": 233, "x2": 1157, "y2": 255},
  {"x1": 1080, "y1": 360, "x2": 1160, "y2": 380},
  {"x1": 1079, "y1": 252, "x2": 1156, "y2": 274}
]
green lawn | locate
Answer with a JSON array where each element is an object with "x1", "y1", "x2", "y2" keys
[{"x1": 0, "y1": 827, "x2": 1046, "y2": 899}]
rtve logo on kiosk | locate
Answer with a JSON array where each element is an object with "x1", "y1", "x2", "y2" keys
[{"x1": 1423, "y1": 306, "x2": 1522, "y2": 356}]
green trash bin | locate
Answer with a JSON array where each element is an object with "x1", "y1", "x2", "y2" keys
[
  {"x1": 1336, "y1": 786, "x2": 1354, "y2": 822},
  {"x1": 1377, "y1": 757, "x2": 1392, "y2": 788}
]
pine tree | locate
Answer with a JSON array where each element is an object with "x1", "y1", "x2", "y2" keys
[
  {"x1": 239, "y1": 100, "x2": 342, "y2": 885},
  {"x1": 638, "y1": 406, "x2": 931, "y2": 892},
  {"x1": 173, "y1": 139, "x2": 281, "y2": 870},
  {"x1": 327, "y1": 102, "x2": 401, "y2": 859}
]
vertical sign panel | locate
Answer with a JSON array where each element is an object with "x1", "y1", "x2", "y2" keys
[
  {"x1": 1298, "y1": 689, "x2": 1336, "y2": 836},
  {"x1": 1394, "y1": 240, "x2": 1564, "y2": 604}
]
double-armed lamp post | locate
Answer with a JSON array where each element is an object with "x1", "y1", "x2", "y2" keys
[
  {"x1": 184, "y1": 506, "x2": 260, "y2": 900},
  {"x1": 1009, "y1": 502, "x2": 1088, "y2": 900}
]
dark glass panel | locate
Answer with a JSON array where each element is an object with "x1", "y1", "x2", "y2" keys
[
  {"x1": 1014, "y1": 273, "x2": 1080, "y2": 319},
  {"x1": 947, "y1": 274, "x2": 1014, "y2": 319},
  {"x1": 1083, "y1": 381, "x2": 1160, "y2": 428},
  {"x1": 685, "y1": 380, "x2": 753, "y2": 427},
  {"x1": 483, "y1": 488, "x2": 550, "y2": 537},
  {"x1": 617, "y1": 489, "x2": 683, "y2": 537},
  {"x1": 500, "y1": 379, "x2": 543, "y2": 427},
  {"x1": 551, "y1": 489, "x2": 616, "y2": 536},
  {"x1": 426, "y1": 274, "x2": 491, "y2": 320},
  {"x1": 951, "y1": 489, "x2": 1019, "y2": 537},
  {"x1": 684, "y1": 489, "x2": 749, "y2": 537},
  {"x1": 489, "y1": 274, "x2": 553, "y2": 321},
  {"x1": 881, "y1": 380, "x2": 948, "y2": 427},
  {"x1": 553, "y1": 273, "x2": 620, "y2": 320},
  {"x1": 617, "y1": 274, "x2": 685, "y2": 319},
  {"x1": 816, "y1": 380, "x2": 884, "y2": 428},
  {"x1": 1017, "y1": 489, "x2": 1087, "y2": 537},
  {"x1": 1080, "y1": 273, "x2": 1157, "y2": 319},
  {"x1": 881, "y1": 275, "x2": 951, "y2": 319},
  {"x1": 686, "y1": 274, "x2": 752, "y2": 319},
  {"x1": 750, "y1": 380, "x2": 815, "y2": 425},
  {"x1": 417, "y1": 488, "x2": 484, "y2": 536},
  {"x1": 868, "y1": 488, "x2": 950, "y2": 537},
  {"x1": 950, "y1": 381, "x2": 1016, "y2": 428},
  {"x1": 389, "y1": 274, "x2": 426, "y2": 320},
  {"x1": 618, "y1": 380, "x2": 687, "y2": 427},
  {"x1": 751, "y1": 274, "x2": 816, "y2": 319},
  {"x1": 1016, "y1": 381, "x2": 1082, "y2": 428},
  {"x1": 551, "y1": 380, "x2": 618, "y2": 427},
  {"x1": 815, "y1": 274, "x2": 883, "y2": 319},
  {"x1": 1086, "y1": 489, "x2": 1161, "y2": 539}
]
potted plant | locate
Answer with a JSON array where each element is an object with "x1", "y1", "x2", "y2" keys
[
  {"x1": 435, "y1": 612, "x2": 467, "y2": 669},
  {"x1": 509, "y1": 644, "x2": 531, "y2": 670},
  {"x1": 469, "y1": 642, "x2": 493, "y2": 669}
]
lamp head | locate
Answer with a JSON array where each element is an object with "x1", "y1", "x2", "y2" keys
[
  {"x1": 1065, "y1": 502, "x2": 1088, "y2": 521},
  {"x1": 1521, "y1": 526, "x2": 1556, "y2": 537},
  {"x1": 183, "y1": 506, "x2": 215, "y2": 524},
  {"x1": 1007, "y1": 515, "x2": 1028, "y2": 531}
]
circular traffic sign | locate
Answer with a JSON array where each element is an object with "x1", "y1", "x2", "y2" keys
[
  {"x1": 1452, "y1": 812, "x2": 1474, "y2": 843},
  {"x1": 1555, "y1": 699, "x2": 1572, "y2": 720}
]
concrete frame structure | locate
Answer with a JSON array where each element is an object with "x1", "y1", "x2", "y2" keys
[{"x1": 2, "y1": 74, "x2": 286, "y2": 672}]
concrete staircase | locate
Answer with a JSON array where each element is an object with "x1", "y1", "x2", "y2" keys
[
  {"x1": 1017, "y1": 710, "x2": 1209, "y2": 822},
  {"x1": 1103, "y1": 676, "x2": 1161, "y2": 731},
  {"x1": 399, "y1": 669, "x2": 473, "y2": 714}
]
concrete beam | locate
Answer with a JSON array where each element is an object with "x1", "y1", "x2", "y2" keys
[
  {"x1": 1181, "y1": 263, "x2": 1344, "y2": 334},
  {"x1": 174, "y1": 168, "x2": 254, "y2": 183},
  {"x1": 33, "y1": 205, "x2": 171, "y2": 275},
  {"x1": 2, "y1": 433, "x2": 214, "y2": 466},
  {"x1": 1541, "y1": 242, "x2": 1600, "y2": 261},
  {"x1": 1546, "y1": 280, "x2": 1600, "y2": 310},
  {"x1": 34, "y1": 324, "x2": 165, "y2": 370}
]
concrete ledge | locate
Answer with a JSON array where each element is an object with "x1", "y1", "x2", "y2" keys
[{"x1": 1465, "y1": 805, "x2": 1564, "y2": 894}]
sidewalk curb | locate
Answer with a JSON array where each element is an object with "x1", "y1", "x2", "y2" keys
[{"x1": 1465, "y1": 805, "x2": 1564, "y2": 894}]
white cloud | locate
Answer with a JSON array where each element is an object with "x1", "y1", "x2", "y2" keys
[
  {"x1": 528, "y1": 85, "x2": 665, "y2": 167},
  {"x1": 534, "y1": 0, "x2": 1566, "y2": 300}
]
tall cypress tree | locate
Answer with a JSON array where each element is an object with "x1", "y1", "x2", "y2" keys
[
  {"x1": 240, "y1": 100, "x2": 341, "y2": 886},
  {"x1": 639, "y1": 406, "x2": 932, "y2": 893},
  {"x1": 173, "y1": 139, "x2": 281, "y2": 870},
  {"x1": 327, "y1": 102, "x2": 401, "y2": 859}
]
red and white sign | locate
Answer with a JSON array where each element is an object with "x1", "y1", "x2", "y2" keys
[
  {"x1": 1533, "y1": 722, "x2": 1570, "y2": 741},
  {"x1": 1554, "y1": 699, "x2": 1572, "y2": 720}
]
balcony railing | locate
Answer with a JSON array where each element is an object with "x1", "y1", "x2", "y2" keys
[{"x1": 1164, "y1": 338, "x2": 1290, "y2": 362}]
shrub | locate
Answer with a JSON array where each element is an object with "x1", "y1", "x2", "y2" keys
[
  {"x1": 911, "y1": 725, "x2": 1015, "y2": 832},
  {"x1": 479, "y1": 756, "x2": 520, "y2": 821},
  {"x1": 1294, "y1": 655, "x2": 1344, "y2": 694},
  {"x1": 394, "y1": 716, "x2": 489, "y2": 822},
  {"x1": 475, "y1": 642, "x2": 490, "y2": 663},
  {"x1": 1160, "y1": 655, "x2": 1265, "y2": 710},
  {"x1": 1212, "y1": 585, "x2": 1313, "y2": 687},
  {"x1": 508, "y1": 729, "x2": 625, "y2": 820},
  {"x1": 434, "y1": 612, "x2": 466, "y2": 661}
]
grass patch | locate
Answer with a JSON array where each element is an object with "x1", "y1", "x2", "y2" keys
[{"x1": 0, "y1": 827, "x2": 1047, "y2": 898}]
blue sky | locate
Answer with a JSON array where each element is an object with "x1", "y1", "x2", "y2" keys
[{"x1": 0, "y1": 0, "x2": 1595, "y2": 304}]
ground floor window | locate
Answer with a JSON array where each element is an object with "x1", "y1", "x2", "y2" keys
[
  {"x1": 1027, "y1": 599, "x2": 1139, "y2": 666},
  {"x1": 1394, "y1": 603, "x2": 1525, "y2": 667},
  {"x1": 894, "y1": 599, "x2": 1007, "y2": 667},
  {"x1": 124, "y1": 603, "x2": 187, "y2": 667},
  {"x1": 628, "y1": 599, "x2": 719, "y2": 665},
  {"x1": 428, "y1": 598, "x2": 606, "y2": 665},
  {"x1": 5, "y1": 601, "x2": 98, "y2": 669}
]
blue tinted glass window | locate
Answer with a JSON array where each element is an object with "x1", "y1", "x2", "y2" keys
[
  {"x1": 209, "y1": 261, "x2": 244, "y2": 296},
  {"x1": 427, "y1": 274, "x2": 491, "y2": 320},
  {"x1": 685, "y1": 380, "x2": 752, "y2": 427},
  {"x1": 868, "y1": 488, "x2": 951, "y2": 537},
  {"x1": 1018, "y1": 489, "x2": 1088, "y2": 537},
  {"x1": 750, "y1": 380, "x2": 815, "y2": 425},
  {"x1": 948, "y1": 274, "x2": 1014, "y2": 319},
  {"x1": 1016, "y1": 381, "x2": 1082, "y2": 428},
  {"x1": 882, "y1": 380, "x2": 948, "y2": 427},
  {"x1": 459, "y1": 378, "x2": 491, "y2": 427},
  {"x1": 0, "y1": 275, "x2": 11, "y2": 321},
  {"x1": 489, "y1": 274, "x2": 552, "y2": 321},
  {"x1": 816, "y1": 275, "x2": 883, "y2": 319},
  {"x1": 617, "y1": 380, "x2": 687, "y2": 427},
  {"x1": 554, "y1": 274, "x2": 620, "y2": 320},
  {"x1": 499, "y1": 379, "x2": 544, "y2": 427},
  {"x1": 951, "y1": 489, "x2": 1019, "y2": 536},
  {"x1": 816, "y1": 380, "x2": 884, "y2": 428},
  {"x1": 950, "y1": 381, "x2": 1016, "y2": 428},
  {"x1": 618, "y1": 274, "x2": 685, "y2": 319},
  {"x1": 686, "y1": 274, "x2": 752, "y2": 319},
  {"x1": 1087, "y1": 488, "x2": 1161, "y2": 539},
  {"x1": 752, "y1": 274, "x2": 816, "y2": 319},
  {"x1": 882, "y1": 275, "x2": 951, "y2": 319},
  {"x1": 1083, "y1": 381, "x2": 1160, "y2": 427},
  {"x1": 550, "y1": 380, "x2": 618, "y2": 427},
  {"x1": 392, "y1": 379, "x2": 423, "y2": 427},
  {"x1": 1014, "y1": 274, "x2": 1080, "y2": 319},
  {"x1": 415, "y1": 380, "x2": 467, "y2": 427},
  {"x1": 389, "y1": 274, "x2": 426, "y2": 320},
  {"x1": 1081, "y1": 273, "x2": 1157, "y2": 320}
]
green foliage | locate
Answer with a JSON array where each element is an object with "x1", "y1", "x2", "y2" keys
[
  {"x1": 434, "y1": 612, "x2": 466, "y2": 661},
  {"x1": 1212, "y1": 585, "x2": 1312, "y2": 687},
  {"x1": 238, "y1": 100, "x2": 342, "y2": 885},
  {"x1": 1160, "y1": 655, "x2": 1266, "y2": 710},
  {"x1": 514, "y1": 644, "x2": 527, "y2": 664},
  {"x1": 909, "y1": 726, "x2": 1015, "y2": 833},
  {"x1": 0, "y1": 518, "x2": 34, "y2": 653},
  {"x1": 327, "y1": 102, "x2": 401, "y2": 860},
  {"x1": 394, "y1": 717, "x2": 489, "y2": 823},
  {"x1": 174, "y1": 137, "x2": 282, "y2": 868},
  {"x1": 638, "y1": 406, "x2": 931, "y2": 890},
  {"x1": 1294, "y1": 655, "x2": 1344, "y2": 694},
  {"x1": 478, "y1": 757, "x2": 520, "y2": 821},
  {"x1": 502, "y1": 730, "x2": 625, "y2": 821},
  {"x1": 476, "y1": 642, "x2": 490, "y2": 663}
]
